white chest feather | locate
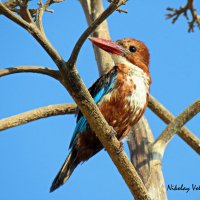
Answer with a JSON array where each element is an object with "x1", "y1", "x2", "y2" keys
[
  {"x1": 127, "y1": 69, "x2": 149, "y2": 109},
  {"x1": 112, "y1": 54, "x2": 149, "y2": 107},
  {"x1": 112, "y1": 55, "x2": 150, "y2": 110},
  {"x1": 99, "y1": 55, "x2": 150, "y2": 124},
  {"x1": 98, "y1": 55, "x2": 150, "y2": 138}
]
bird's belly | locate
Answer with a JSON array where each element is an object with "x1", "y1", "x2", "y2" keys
[{"x1": 99, "y1": 84, "x2": 148, "y2": 139}]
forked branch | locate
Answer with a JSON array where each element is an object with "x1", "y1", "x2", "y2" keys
[
  {"x1": 152, "y1": 99, "x2": 200, "y2": 158},
  {"x1": 166, "y1": 0, "x2": 200, "y2": 32},
  {"x1": 36, "y1": 0, "x2": 64, "y2": 33},
  {"x1": 67, "y1": 0, "x2": 128, "y2": 68},
  {"x1": 80, "y1": 0, "x2": 113, "y2": 75},
  {"x1": 148, "y1": 96, "x2": 200, "y2": 154}
]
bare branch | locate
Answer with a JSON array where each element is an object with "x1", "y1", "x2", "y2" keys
[
  {"x1": 67, "y1": 0, "x2": 128, "y2": 68},
  {"x1": 116, "y1": 7, "x2": 128, "y2": 13},
  {"x1": 1, "y1": 1, "x2": 72, "y2": 74},
  {"x1": 1, "y1": 1, "x2": 37, "y2": 20},
  {"x1": 0, "y1": 66, "x2": 61, "y2": 80},
  {"x1": 0, "y1": 104, "x2": 76, "y2": 131},
  {"x1": 36, "y1": 0, "x2": 45, "y2": 32},
  {"x1": 80, "y1": 0, "x2": 113, "y2": 75},
  {"x1": 108, "y1": 0, "x2": 128, "y2": 13},
  {"x1": 166, "y1": 0, "x2": 200, "y2": 32},
  {"x1": 36, "y1": 0, "x2": 63, "y2": 32},
  {"x1": 2, "y1": 0, "x2": 19, "y2": 12},
  {"x1": 18, "y1": 0, "x2": 35, "y2": 23},
  {"x1": 0, "y1": 2, "x2": 32, "y2": 29},
  {"x1": 128, "y1": 117, "x2": 167, "y2": 200},
  {"x1": 152, "y1": 99, "x2": 200, "y2": 158},
  {"x1": 148, "y1": 95, "x2": 200, "y2": 155}
]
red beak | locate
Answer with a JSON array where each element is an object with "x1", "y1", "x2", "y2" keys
[{"x1": 88, "y1": 37, "x2": 126, "y2": 56}]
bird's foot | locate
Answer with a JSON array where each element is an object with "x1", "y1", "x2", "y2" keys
[
  {"x1": 116, "y1": 141, "x2": 124, "y2": 155},
  {"x1": 109, "y1": 126, "x2": 116, "y2": 140}
]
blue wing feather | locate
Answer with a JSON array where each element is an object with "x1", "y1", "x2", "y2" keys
[{"x1": 69, "y1": 67, "x2": 118, "y2": 149}]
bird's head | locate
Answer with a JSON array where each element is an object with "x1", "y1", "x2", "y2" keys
[{"x1": 89, "y1": 37, "x2": 150, "y2": 74}]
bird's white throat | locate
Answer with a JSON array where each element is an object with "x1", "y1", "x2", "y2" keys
[{"x1": 111, "y1": 54, "x2": 150, "y2": 110}]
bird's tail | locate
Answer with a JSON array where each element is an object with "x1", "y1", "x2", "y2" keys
[{"x1": 50, "y1": 148, "x2": 79, "y2": 192}]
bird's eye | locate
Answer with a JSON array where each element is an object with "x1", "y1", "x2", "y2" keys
[{"x1": 129, "y1": 46, "x2": 137, "y2": 53}]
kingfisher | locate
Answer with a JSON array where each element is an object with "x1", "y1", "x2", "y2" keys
[{"x1": 50, "y1": 37, "x2": 151, "y2": 192}]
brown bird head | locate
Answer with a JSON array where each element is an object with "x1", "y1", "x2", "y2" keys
[{"x1": 89, "y1": 37, "x2": 150, "y2": 75}]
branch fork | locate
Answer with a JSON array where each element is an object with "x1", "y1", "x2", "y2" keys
[
  {"x1": 151, "y1": 99, "x2": 200, "y2": 160},
  {"x1": 166, "y1": 0, "x2": 200, "y2": 32}
]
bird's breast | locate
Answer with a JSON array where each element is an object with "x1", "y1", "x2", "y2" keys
[{"x1": 98, "y1": 67, "x2": 150, "y2": 139}]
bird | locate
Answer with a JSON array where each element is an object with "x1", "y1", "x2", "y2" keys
[{"x1": 50, "y1": 36, "x2": 151, "y2": 192}]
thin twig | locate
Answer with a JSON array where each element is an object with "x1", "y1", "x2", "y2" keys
[
  {"x1": 79, "y1": 0, "x2": 113, "y2": 75},
  {"x1": 18, "y1": 0, "x2": 35, "y2": 23},
  {"x1": 0, "y1": 2, "x2": 32, "y2": 29},
  {"x1": 152, "y1": 99, "x2": 200, "y2": 158},
  {"x1": 166, "y1": 0, "x2": 200, "y2": 32},
  {"x1": 0, "y1": 66, "x2": 61, "y2": 80},
  {"x1": 2, "y1": 0, "x2": 18, "y2": 9},
  {"x1": 1, "y1": 2, "x2": 69, "y2": 73},
  {"x1": 1, "y1": 1, "x2": 37, "y2": 19},
  {"x1": 36, "y1": 0, "x2": 63, "y2": 31},
  {"x1": 0, "y1": 104, "x2": 76, "y2": 131},
  {"x1": 36, "y1": 0, "x2": 45, "y2": 32},
  {"x1": 108, "y1": 0, "x2": 128, "y2": 13},
  {"x1": 67, "y1": 0, "x2": 127, "y2": 68},
  {"x1": 116, "y1": 8, "x2": 128, "y2": 13},
  {"x1": 148, "y1": 95, "x2": 200, "y2": 154},
  {"x1": 0, "y1": 0, "x2": 19, "y2": 14}
]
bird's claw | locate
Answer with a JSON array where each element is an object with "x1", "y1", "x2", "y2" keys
[
  {"x1": 109, "y1": 126, "x2": 116, "y2": 140},
  {"x1": 116, "y1": 141, "x2": 124, "y2": 154}
]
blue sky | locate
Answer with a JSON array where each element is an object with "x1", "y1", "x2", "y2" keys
[{"x1": 0, "y1": 0, "x2": 200, "y2": 199}]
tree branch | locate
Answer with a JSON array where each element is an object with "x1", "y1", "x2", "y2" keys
[
  {"x1": 0, "y1": 2, "x2": 63, "y2": 63},
  {"x1": 152, "y1": 99, "x2": 200, "y2": 158},
  {"x1": 0, "y1": 2, "x2": 28, "y2": 25},
  {"x1": 0, "y1": 104, "x2": 76, "y2": 131},
  {"x1": 67, "y1": 0, "x2": 127, "y2": 68},
  {"x1": 0, "y1": 0, "x2": 19, "y2": 15},
  {"x1": 17, "y1": 0, "x2": 35, "y2": 24},
  {"x1": 2, "y1": 0, "x2": 18, "y2": 10},
  {"x1": 166, "y1": 0, "x2": 200, "y2": 32},
  {"x1": 148, "y1": 95, "x2": 200, "y2": 154},
  {"x1": 128, "y1": 117, "x2": 167, "y2": 200},
  {"x1": 36, "y1": 0, "x2": 63, "y2": 33},
  {"x1": 0, "y1": 66, "x2": 61, "y2": 80},
  {"x1": 80, "y1": 0, "x2": 113, "y2": 75}
]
